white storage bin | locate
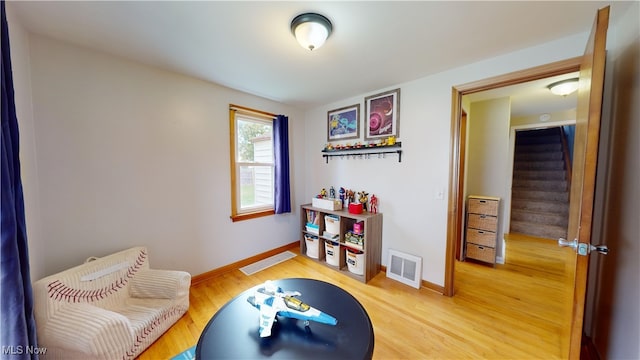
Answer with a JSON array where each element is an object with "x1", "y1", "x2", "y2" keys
[
  {"x1": 324, "y1": 240, "x2": 340, "y2": 266},
  {"x1": 305, "y1": 234, "x2": 319, "y2": 259},
  {"x1": 324, "y1": 215, "x2": 340, "y2": 236},
  {"x1": 312, "y1": 197, "x2": 341, "y2": 211},
  {"x1": 346, "y1": 247, "x2": 364, "y2": 275}
]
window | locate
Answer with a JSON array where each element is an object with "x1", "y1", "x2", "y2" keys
[{"x1": 230, "y1": 105, "x2": 276, "y2": 221}]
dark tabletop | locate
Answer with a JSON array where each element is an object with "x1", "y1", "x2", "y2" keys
[{"x1": 196, "y1": 278, "x2": 374, "y2": 359}]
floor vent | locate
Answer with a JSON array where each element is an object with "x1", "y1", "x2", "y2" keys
[{"x1": 386, "y1": 249, "x2": 422, "y2": 289}]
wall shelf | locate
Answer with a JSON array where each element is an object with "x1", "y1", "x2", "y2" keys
[{"x1": 322, "y1": 142, "x2": 402, "y2": 163}]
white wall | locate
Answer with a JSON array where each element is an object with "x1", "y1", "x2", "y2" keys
[
  {"x1": 305, "y1": 32, "x2": 589, "y2": 286},
  {"x1": 467, "y1": 98, "x2": 511, "y2": 261},
  {"x1": 22, "y1": 34, "x2": 305, "y2": 278},
  {"x1": 511, "y1": 108, "x2": 577, "y2": 127},
  {"x1": 6, "y1": 6, "x2": 45, "y2": 281}
]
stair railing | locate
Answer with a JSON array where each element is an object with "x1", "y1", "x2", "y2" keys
[{"x1": 559, "y1": 127, "x2": 572, "y2": 189}]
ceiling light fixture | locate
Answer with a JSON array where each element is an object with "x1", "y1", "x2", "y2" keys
[
  {"x1": 291, "y1": 13, "x2": 332, "y2": 51},
  {"x1": 547, "y1": 78, "x2": 579, "y2": 96}
]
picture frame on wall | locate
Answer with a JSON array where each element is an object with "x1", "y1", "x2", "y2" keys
[
  {"x1": 327, "y1": 104, "x2": 360, "y2": 141},
  {"x1": 364, "y1": 88, "x2": 400, "y2": 140}
]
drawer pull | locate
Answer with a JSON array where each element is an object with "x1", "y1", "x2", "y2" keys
[
  {"x1": 479, "y1": 200, "x2": 486, "y2": 203},
  {"x1": 480, "y1": 214, "x2": 487, "y2": 218},
  {"x1": 478, "y1": 231, "x2": 484, "y2": 234},
  {"x1": 478, "y1": 246, "x2": 484, "y2": 250}
]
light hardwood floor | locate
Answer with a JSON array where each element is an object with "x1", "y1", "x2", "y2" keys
[{"x1": 138, "y1": 233, "x2": 575, "y2": 359}]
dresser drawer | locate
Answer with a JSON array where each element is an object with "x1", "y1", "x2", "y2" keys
[
  {"x1": 466, "y1": 243, "x2": 496, "y2": 264},
  {"x1": 466, "y1": 228, "x2": 496, "y2": 247},
  {"x1": 468, "y1": 213, "x2": 498, "y2": 232},
  {"x1": 468, "y1": 198, "x2": 499, "y2": 216}
]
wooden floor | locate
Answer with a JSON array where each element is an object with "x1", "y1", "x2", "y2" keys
[{"x1": 138, "y1": 233, "x2": 576, "y2": 359}]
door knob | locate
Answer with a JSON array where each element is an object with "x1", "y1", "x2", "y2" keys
[
  {"x1": 558, "y1": 238, "x2": 609, "y2": 256},
  {"x1": 591, "y1": 244, "x2": 609, "y2": 255},
  {"x1": 558, "y1": 238, "x2": 577, "y2": 249}
]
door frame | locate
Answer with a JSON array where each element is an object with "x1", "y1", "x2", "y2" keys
[{"x1": 444, "y1": 55, "x2": 582, "y2": 298}]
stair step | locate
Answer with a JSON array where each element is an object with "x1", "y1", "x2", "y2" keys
[
  {"x1": 513, "y1": 170, "x2": 566, "y2": 180},
  {"x1": 516, "y1": 135, "x2": 562, "y2": 145},
  {"x1": 513, "y1": 179, "x2": 568, "y2": 191},
  {"x1": 512, "y1": 189, "x2": 569, "y2": 202},
  {"x1": 511, "y1": 209, "x2": 568, "y2": 227},
  {"x1": 517, "y1": 128, "x2": 558, "y2": 137},
  {"x1": 514, "y1": 160, "x2": 564, "y2": 170},
  {"x1": 515, "y1": 151, "x2": 563, "y2": 161},
  {"x1": 516, "y1": 143, "x2": 562, "y2": 153},
  {"x1": 511, "y1": 199, "x2": 569, "y2": 214},
  {"x1": 510, "y1": 220, "x2": 567, "y2": 240},
  {"x1": 511, "y1": 127, "x2": 569, "y2": 241}
]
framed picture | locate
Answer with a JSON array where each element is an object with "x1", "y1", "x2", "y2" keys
[
  {"x1": 327, "y1": 104, "x2": 360, "y2": 141},
  {"x1": 364, "y1": 88, "x2": 400, "y2": 140}
]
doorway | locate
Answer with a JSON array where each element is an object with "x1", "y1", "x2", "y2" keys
[
  {"x1": 455, "y1": 72, "x2": 579, "y2": 263},
  {"x1": 446, "y1": 7, "x2": 609, "y2": 360},
  {"x1": 444, "y1": 55, "x2": 581, "y2": 294},
  {"x1": 447, "y1": 60, "x2": 582, "y2": 360},
  {"x1": 509, "y1": 125, "x2": 575, "y2": 241}
]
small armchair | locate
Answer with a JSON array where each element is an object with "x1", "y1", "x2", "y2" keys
[{"x1": 33, "y1": 246, "x2": 190, "y2": 360}]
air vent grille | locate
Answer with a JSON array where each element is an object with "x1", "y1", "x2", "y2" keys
[{"x1": 386, "y1": 249, "x2": 422, "y2": 289}]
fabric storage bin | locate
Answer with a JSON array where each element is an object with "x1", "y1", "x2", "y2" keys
[
  {"x1": 324, "y1": 240, "x2": 340, "y2": 266},
  {"x1": 312, "y1": 197, "x2": 341, "y2": 210},
  {"x1": 324, "y1": 215, "x2": 340, "y2": 235},
  {"x1": 305, "y1": 234, "x2": 319, "y2": 259},
  {"x1": 346, "y1": 247, "x2": 364, "y2": 275}
]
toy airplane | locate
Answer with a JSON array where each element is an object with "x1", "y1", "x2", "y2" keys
[{"x1": 247, "y1": 281, "x2": 338, "y2": 337}]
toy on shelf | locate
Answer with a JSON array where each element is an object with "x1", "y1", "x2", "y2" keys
[
  {"x1": 346, "y1": 189, "x2": 355, "y2": 205},
  {"x1": 387, "y1": 136, "x2": 396, "y2": 145},
  {"x1": 319, "y1": 188, "x2": 327, "y2": 198},
  {"x1": 339, "y1": 187, "x2": 346, "y2": 207},
  {"x1": 369, "y1": 194, "x2": 378, "y2": 213},
  {"x1": 358, "y1": 191, "x2": 369, "y2": 212},
  {"x1": 329, "y1": 186, "x2": 336, "y2": 199}
]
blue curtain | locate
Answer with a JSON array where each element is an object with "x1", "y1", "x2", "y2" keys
[
  {"x1": 1, "y1": 1, "x2": 39, "y2": 358},
  {"x1": 273, "y1": 115, "x2": 291, "y2": 214}
]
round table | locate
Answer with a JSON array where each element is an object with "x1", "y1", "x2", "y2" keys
[{"x1": 196, "y1": 278, "x2": 374, "y2": 359}]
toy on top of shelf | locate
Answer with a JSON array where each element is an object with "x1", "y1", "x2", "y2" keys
[
  {"x1": 370, "y1": 194, "x2": 378, "y2": 213},
  {"x1": 387, "y1": 136, "x2": 396, "y2": 145},
  {"x1": 339, "y1": 187, "x2": 346, "y2": 207},
  {"x1": 329, "y1": 186, "x2": 336, "y2": 199},
  {"x1": 319, "y1": 188, "x2": 327, "y2": 198},
  {"x1": 358, "y1": 191, "x2": 369, "y2": 212},
  {"x1": 346, "y1": 189, "x2": 355, "y2": 204}
]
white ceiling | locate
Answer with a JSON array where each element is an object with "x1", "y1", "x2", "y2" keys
[
  {"x1": 466, "y1": 71, "x2": 580, "y2": 118},
  {"x1": 9, "y1": 1, "x2": 617, "y2": 113}
]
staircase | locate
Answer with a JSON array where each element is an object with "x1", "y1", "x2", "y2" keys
[{"x1": 510, "y1": 128, "x2": 569, "y2": 240}]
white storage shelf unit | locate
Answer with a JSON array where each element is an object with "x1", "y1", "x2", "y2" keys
[{"x1": 300, "y1": 204, "x2": 383, "y2": 283}]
